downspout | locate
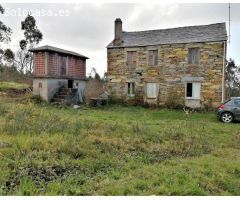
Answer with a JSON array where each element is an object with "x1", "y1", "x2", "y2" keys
[{"x1": 222, "y1": 41, "x2": 226, "y2": 103}]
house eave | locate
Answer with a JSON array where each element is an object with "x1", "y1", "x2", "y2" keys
[
  {"x1": 32, "y1": 75, "x2": 87, "y2": 81},
  {"x1": 106, "y1": 39, "x2": 228, "y2": 49}
]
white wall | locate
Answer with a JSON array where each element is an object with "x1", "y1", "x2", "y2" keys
[
  {"x1": 73, "y1": 80, "x2": 86, "y2": 102},
  {"x1": 33, "y1": 78, "x2": 67, "y2": 102},
  {"x1": 33, "y1": 79, "x2": 48, "y2": 101}
]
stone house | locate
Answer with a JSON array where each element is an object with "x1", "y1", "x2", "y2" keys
[
  {"x1": 30, "y1": 45, "x2": 88, "y2": 102},
  {"x1": 106, "y1": 18, "x2": 228, "y2": 107}
]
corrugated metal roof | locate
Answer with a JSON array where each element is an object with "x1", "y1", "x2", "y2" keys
[
  {"x1": 30, "y1": 45, "x2": 89, "y2": 59},
  {"x1": 107, "y1": 23, "x2": 227, "y2": 48}
]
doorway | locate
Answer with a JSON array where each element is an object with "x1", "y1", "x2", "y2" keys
[{"x1": 68, "y1": 80, "x2": 73, "y2": 88}]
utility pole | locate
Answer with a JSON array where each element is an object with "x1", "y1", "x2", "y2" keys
[{"x1": 229, "y1": 3, "x2": 231, "y2": 44}]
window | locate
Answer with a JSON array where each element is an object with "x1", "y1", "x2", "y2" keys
[
  {"x1": 39, "y1": 82, "x2": 42, "y2": 88},
  {"x1": 148, "y1": 50, "x2": 158, "y2": 66},
  {"x1": 127, "y1": 82, "x2": 135, "y2": 96},
  {"x1": 188, "y1": 48, "x2": 200, "y2": 64},
  {"x1": 127, "y1": 51, "x2": 136, "y2": 66},
  {"x1": 147, "y1": 83, "x2": 158, "y2": 98},
  {"x1": 234, "y1": 99, "x2": 240, "y2": 107},
  {"x1": 186, "y1": 82, "x2": 200, "y2": 99}
]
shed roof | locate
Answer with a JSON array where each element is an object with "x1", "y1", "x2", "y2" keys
[
  {"x1": 30, "y1": 45, "x2": 89, "y2": 59},
  {"x1": 107, "y1": 22, "x2": 227, "y2": 48}
]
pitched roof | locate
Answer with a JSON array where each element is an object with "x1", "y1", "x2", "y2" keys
[
  {"x1": 107, "y1": 23, "x2": 227, "y2": 48},
  {"x1": 29, "y1": 45, "x2": 89, "y2": 59}
]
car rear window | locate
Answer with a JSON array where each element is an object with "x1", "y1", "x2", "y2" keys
[{"x1": 224, "y1": 99, "x2": 232, "y2": 106}]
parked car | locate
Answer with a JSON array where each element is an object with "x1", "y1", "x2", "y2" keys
[{"x1": 217, "y1": 97, "x2": 240, "y2": 123}]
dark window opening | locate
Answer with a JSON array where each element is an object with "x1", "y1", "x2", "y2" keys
[
  {"x1": 68, "y1": 80, "x2": 73, "y2": 88},
  {"x1": 186, "y1": 83, "x2": 193, "y2": 97},
  {"x1": 127, "y1": 82, "x2": 135, "y2": 96}
]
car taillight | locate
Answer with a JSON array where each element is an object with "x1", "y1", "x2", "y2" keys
[{"x1": 219, "y1": 104, "x2": 225, "y2": 110}]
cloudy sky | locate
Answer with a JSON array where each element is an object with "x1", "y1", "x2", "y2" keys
[{"x1": 1, "y1": 3, "x2": 240, "y2": 76}]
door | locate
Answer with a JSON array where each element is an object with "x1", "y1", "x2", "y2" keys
[
  {"x1": 60, "y1": 56, "x2": 67, "y2": 76},
  {"x1": 233, "y1": 99, "x2": 240, "y2": 120},
  {"x1": 68, "y1": 80, "x2": 73, "y2": 88}
]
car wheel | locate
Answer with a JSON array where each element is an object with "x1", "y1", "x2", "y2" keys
[{"x1": 221, "y1": 112, "x2": 233, "y2": 123}]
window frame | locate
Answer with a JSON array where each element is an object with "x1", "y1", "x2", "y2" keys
[
  {"x1": 185, "y1": 82, "x2": 201, "y2": 100},
  {"x1": 148, "y1": 50, "x2": 158, "y2": 66},
  {"x1": 127, "y1": 82, "x2": 135, "y2": 97},
  {"x1": 126, "y1": 51, "x2": 137, "y2": 67},
  {"x1": 188, "y1": 48, "x2": 200, "y2": 65}
]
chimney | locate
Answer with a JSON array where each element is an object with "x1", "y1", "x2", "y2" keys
[{"x1": 114, "y1": 18, "x2": 122, "y2": 46}]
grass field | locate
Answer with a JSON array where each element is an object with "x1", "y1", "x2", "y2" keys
[{"x1": 0, "y1": 94, "x2": 240, "y2": 195}]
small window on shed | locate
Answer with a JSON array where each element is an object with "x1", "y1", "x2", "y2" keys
[
  {"x1": 39, "y1": 82, "x2": 42, "y2": 88},
  {"x1": 188, "y1": 48, "x2": 200, "y2": 64}
]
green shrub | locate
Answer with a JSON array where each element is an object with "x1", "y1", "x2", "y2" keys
[{"x1": 29, "y1": 95, "x2": 46, "y2": 104}]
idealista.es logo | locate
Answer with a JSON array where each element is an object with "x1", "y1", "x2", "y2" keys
[{"x1": 4, "y1": 7, "x2": 70, "y2": 17}]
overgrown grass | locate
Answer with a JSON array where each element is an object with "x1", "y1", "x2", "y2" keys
[
  {"x1": 0, "y1": 96, "x2": 240, "y2": 195},
  {"x1": 0, "y1": 82, "x2": 29, "y2": 90}
]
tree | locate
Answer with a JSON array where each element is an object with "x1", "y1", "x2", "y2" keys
[
  {"x1": 0, "y1": 5, "x2": 12, "y2": 64},
  {"x1": 0, "y1": 5, "x2": 12, "y2": 44},
  {"x1": 88, "y1": 67, "x2": 101, "y2": 81},
  {"x1": 225, "y1": 58, "x2": 240, "y2": 98},
  {"x1": 226, "y1": 59, "x2": 240, "y2": 87},
  {"x1": 3, "y1": 48, "x2": 14, "y2": 63},
  {"x1": 17, "y1": 14, "x2": 43, "y2": 73}
]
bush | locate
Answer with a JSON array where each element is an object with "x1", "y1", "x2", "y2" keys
[
  {"x1": 29, "y1": 95, "x2": 46, "y2": 104},
  {"x1": 85, "y1": 79, "x2": 105, "y2": 103},
  {"x1": 165, "y1": 87, "x2": 184, "y2": 109}
]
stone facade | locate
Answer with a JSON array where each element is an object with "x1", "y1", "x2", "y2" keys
[{"x1": 107, "y1": 42, "x2": 226, "y2": 107}]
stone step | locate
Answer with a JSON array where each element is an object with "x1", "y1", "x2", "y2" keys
[
  {"x1": 52, "y1": 98, "x2": 65, "y2": 102},
  {"x1": 56, "y1": 94, "x2": 68, "y2": 98},
  {"x1": 60, "y1": 88, "x2": 70, "y2": 92},
  {"x1": 58, "y1": 92, "x2": 69, "y2": 95}
]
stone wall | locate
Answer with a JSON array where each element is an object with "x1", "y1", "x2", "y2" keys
[{"x1": 107, "y1": 42, "x2": 225, "y2": 107}]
